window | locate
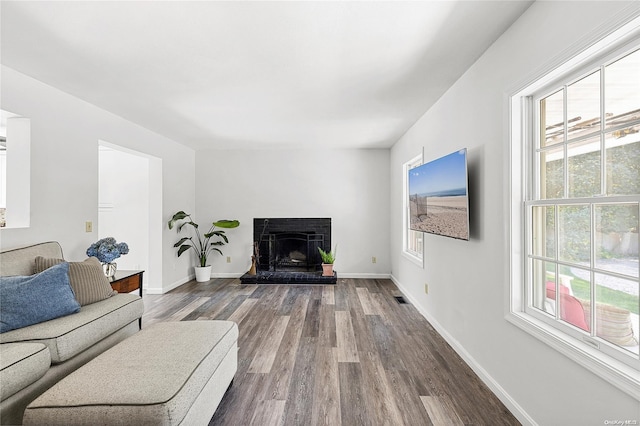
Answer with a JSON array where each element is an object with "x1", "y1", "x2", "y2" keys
[
  {"x1": 0, "y1": 110, "x2": 30, "y2": 229},
  {"x1": 403, "y1": 154, "x2": 423, "y2": 265},
  {"x1": 509, "y1": 19, "x2": 640, "y2": 399}
]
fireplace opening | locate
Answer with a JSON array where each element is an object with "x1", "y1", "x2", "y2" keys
[{"x1": 272, "y1": 232, "x2": 322, "y2": 271}]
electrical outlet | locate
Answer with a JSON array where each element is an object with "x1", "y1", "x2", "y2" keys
[
  {"x1": 371, "y1": 256, "x2": 377, "y2": 264},
  {"x1": 226, "y1": 256, "x2": 231, "y2": 263},
  {"x1": 424, "y1": 283, "x2": 429, "y2": 294},
  {"x1": 85, "y1": 221, "x2": 93, "y2": 232}
]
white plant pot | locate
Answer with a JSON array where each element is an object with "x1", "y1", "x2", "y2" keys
[{"x1": 194, "y1": 265, "x2": 212, "y2": 282}]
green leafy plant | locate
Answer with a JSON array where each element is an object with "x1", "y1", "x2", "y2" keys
[
  {"x1": 318, "y1": 246, "x2": 336, "y2": 264},
  {"x1": 168, "y1": 211, "x2": 239, "y2": 267}
]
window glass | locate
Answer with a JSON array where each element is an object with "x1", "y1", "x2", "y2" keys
[
  {"x1": 541, "y1": 90, "x2": 564, "y2": 147},
  {"x1": 567, "y1": 71, "x2": 601, "y2": 140},
  {"x1": 532, "y1": 259, "x2": 556, "y2": 316},
  {"x1": 605, "y1": 127, "x2": 640, "y2": 195},
  {"x1": 594, "y1": 273, "x2": 639, "y2": 352},
  {"x1": 532, "y1": 205, "x2": 556, "y2": 258},
  {"x1": 540, "y1": 145, "x2": 564, "y2": 199},
  {"x1": 557, "y1": 266, "x2": 590, "y2": 332},
  {"x1": 595, "y1": 203, "x2": 639, "y2": 278},
  {"x1": 558, "y1": 205, "x2": 591, "y2": 267},
  {"x1": 567, "y1": 135, "x2": 601, "y2": 198},
  {"x1": 605, "y1": 49, "x2": 640, "y2": 129}
]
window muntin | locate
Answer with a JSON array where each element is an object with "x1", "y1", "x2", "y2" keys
[{"x1": 526, "y1": 46, "x2": 640, "y2": 366}]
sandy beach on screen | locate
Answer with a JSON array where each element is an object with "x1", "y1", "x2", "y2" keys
[{"x1": 410, "y1": 195, "x2": 469, "y2": 240}]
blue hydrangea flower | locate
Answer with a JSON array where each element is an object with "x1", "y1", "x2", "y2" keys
[{"x1": 86, "y1": 238, "x2": 129, "y2": 263}]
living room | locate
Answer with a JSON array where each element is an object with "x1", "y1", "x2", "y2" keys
[{"x1": 1, "y1": 1, "x2": 639, "y2": 425}]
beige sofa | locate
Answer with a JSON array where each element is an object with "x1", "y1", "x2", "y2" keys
[{"x1": 0, "y1": 242, "x2": 144, "y2": 425}]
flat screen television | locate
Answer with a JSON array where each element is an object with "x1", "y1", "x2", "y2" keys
[{"x1": 408, "y1": 148, "x2": 470, "y2": 240}]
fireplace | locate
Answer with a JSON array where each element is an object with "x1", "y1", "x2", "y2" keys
[{"x1": 253, "y1": 218, "x2": 331, "y2": 272}]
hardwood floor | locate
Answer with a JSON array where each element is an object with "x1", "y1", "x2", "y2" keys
[{"x1": 142, "y1": 277, "x2": 520, "y2": 426}]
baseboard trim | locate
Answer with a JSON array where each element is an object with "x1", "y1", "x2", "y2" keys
[
  {"x1": 390, "y1": 274, "x2": 535, "y2": 426},
  {"x1": 210, "y1": 273, "x2": 245, "y2": 278},
  {"x1": 147, "y1": 276, "x2": 193, "y2": 294},
  {"x1": 336, "y1": 272, "x2": 391, "y2": 279}
]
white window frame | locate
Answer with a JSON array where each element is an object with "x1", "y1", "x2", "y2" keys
[
  {"x1": 403, "y1": 154, "x2": 424, "y2": 266},
  {"x1": 507, "y1": 16, "x2": 640, "y2": 401}
]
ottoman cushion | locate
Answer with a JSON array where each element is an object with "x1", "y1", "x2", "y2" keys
[
  {"x1": 0, "y1": 343, "x2": 51, "y2": 401},
  {"x1": 24, "y1": 321, "x2": 238, "y2": 425}
]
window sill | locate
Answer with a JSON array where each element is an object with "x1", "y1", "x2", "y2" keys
[
  {"x1": 402, "y1": 250, "x2": 423, "y2": 268},
  {"x1": 506, "y1": 311, "x2": 640, "y2": 401}
]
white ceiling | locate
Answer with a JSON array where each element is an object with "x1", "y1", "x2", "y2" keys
[{"x1": 1, "y1": 1, "x2": 532, "y2": 150}]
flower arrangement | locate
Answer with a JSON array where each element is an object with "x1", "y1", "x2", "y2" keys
[{"x1": 86, "y1": 237, "x2": 129, "y2": 264}]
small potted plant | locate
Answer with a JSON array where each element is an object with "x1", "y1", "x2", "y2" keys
[
  {"x1": 318, "y1": 246, "x2": 336, "y2": 277},
  {"x1": 168, "y1": 211, "x2": 240, "y2": 282},
  {"x1": 86, "y1": 237, "x2": 129, "y2": 278}
]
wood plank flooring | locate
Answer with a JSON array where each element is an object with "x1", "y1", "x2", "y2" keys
[{"x1": 142, "y1": 278, "x2": 520, "y2": 426}]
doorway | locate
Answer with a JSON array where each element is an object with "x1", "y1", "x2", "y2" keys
[{"x1": 98, "y1": 141, "x2": 162, "y2": 292}]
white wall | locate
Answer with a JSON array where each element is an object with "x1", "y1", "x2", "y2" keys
[
  {"x1": 194, "y1": 148, "x2": 390, "y2": 277},
  {"x1": 0, "y1": 66, "x2": 195, "y2": 293},
  {"x1": 390, "y1": 2, "x2": 640, "y2": 425}
]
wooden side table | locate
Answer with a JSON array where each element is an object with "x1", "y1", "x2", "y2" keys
[{"x1": 109, "y1": 270, "x2": 144, "y2": 328}]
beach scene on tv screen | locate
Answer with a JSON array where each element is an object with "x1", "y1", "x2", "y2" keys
[{"x1": 409, "y1": 149, "x2": 469, "y2": 240}]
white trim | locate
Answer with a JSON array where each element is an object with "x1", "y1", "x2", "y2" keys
[
  {"x1": 402, "y1": 250, "x2": 423, "y2": 267},
  {"x1": 146, "y1": 276, "x2": 191, "y2": 294},
  {"x1": 210, "y1": 272, "x2": 245, "y2": 279},
  {"x1": 335, "y1": 272, "x2": 391, "y2": 280},
  {"x1": 391, "y1": 274, "x2": 535, "y2": 426},
  {"x1": 402, "y1": 153, "x2": 424, "y2": 268}
]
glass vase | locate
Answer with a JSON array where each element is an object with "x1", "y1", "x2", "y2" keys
[{"x1": 103, "y1": 262, "x2": 117, "y2": 278}]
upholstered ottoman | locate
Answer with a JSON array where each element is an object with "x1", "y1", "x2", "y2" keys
[{"x1": 23, "y1": 321, "x2": 238, "y2": 426}]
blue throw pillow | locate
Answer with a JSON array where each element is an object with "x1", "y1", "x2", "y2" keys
[{"x1": 0, "y1": 262, "x2": 81, "y2": 333}]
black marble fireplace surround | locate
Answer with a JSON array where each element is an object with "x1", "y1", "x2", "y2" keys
[{"x1": 240, "y1": 217, "x2": 336, "y2": 284}]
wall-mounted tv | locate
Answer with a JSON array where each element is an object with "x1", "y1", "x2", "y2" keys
[{"x1": 408, "y1": 148, "x2": 470, "y2": 240}]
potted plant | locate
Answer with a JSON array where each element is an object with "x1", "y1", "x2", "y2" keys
[
  {"x1": 318, "y1": 246, "x2": 336, "y2": 277},
  {"x1": 168, "y1": 211, "x2": 240, "y2": 282}
]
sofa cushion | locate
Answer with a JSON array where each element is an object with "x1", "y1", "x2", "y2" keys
[
  {"x1": 34, "y1": 256, "x2": 116, "y2": 306},
  {"x1": 0, "y1": 343, "x2": 51, "y2": 401},
  {"x1": 0, "y1": 294, "x2": 143, "y2": 364},
  {"x1": 0, "y1": 263, "x2": 81, "y2": 333}
]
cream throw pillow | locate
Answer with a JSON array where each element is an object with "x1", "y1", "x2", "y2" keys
[
  {"x1": 34, "y1": 256, "x2": 117, "y2": 306},
  {"x1": 581, "y1": 299, "x2": 638, "y2": 347}
]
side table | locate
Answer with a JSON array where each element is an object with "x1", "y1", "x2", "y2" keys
[{"x1": 109, "y1": 270, "x2": 144, "y2": 328}]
